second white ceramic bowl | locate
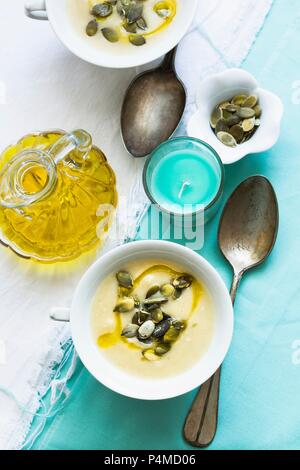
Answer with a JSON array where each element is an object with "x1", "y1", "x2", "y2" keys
[
  {"x1": 187, "y1": 68, "x2": 283, "y2": 164},
  {"x1": 71, "y1": 240, "x2": 234, "y2": 400},
  {"x1": 25, "y1": 0, "x2": 198, "y2": 69}
]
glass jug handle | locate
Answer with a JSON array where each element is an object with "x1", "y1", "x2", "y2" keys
[{"x1": 49, "y1": 129, "x2": 92, "y2": 166}]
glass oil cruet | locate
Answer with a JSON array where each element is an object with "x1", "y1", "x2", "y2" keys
[{"x1": 0, "y1": 129, "x2": 117, "y2": 263}]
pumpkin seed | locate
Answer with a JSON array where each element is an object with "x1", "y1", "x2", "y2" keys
[
  {"x1": 154, "y1": 1, "x2": 171, "y2": 18},
  {"x1": 172, "y1": 320, "x2": 187, "y2": 331},
  {"x1": 138, "y1": 320, "x2": 155, "y2": 339},
  {"x1": 217, "y1": 131, "x2": 237, "y2": 148},
  {"x1": 222, "y1": 109, "x2": 232, "y2": 120},
  {"x1": 86, "y1": 19, "x2": 98, "y2": 36},
  {"x1": 243, "y1": 95, "x2": 258, "y2": 108},
  {"x1": 132, "y1": 309, "x2": 150, "y2": 325},
  {"x1": 116, "y1": 271, "x2": 133, "y2": 289},
  {"x1": 155, "y1": 343, "x2": 171, "y2": 356},
  {"x1": 237, "y1": 107, "x2": 255, "y2": 119},
  {"x1": 255, "y1": 118, "x2": 261, "y2": 127},
  {"x1": 219, "y1": 101, "x2": 231, "y2": 109},
  {"x1": 164, "y1": 325, "x2": 180, "y2": 343},
  {"x1": 151, "y1": 307, "x2": 164, "y2": 324},
  {"x1": 127, "y1": 1, "x2": 143, "y2": 23},
  {"x1": 91, "y1": 3, "x2": 113, "y2": 17},
  {"x1": 101, "y1": 27, "x2": 119, "y2": 42},
  {"x1": 242, "y1": 117, "x2": 255, "y2": 132},
  {"x1": 121, "y1": 324, "x2": 139, "y2": 338},
  {"x1": 144, "y1": 296, "x2": 168, "y2": 307},
  {"x1": 173, "y1": 288, "x2": 182, "y2": 300},
  {"x1": 152, "y1": 319, "x2": 171, "y2": 338},
  {"x1": 225, "y1": 114, "x2": 241, "y2": 127},
  {"x1": 210, "y1": 107, "x2": 222, "y2": 129},
  {"x1": 254, "y1": 105, "x2": 262, "y2": 118},
  {"x1": 225, "y1": 104, "x2": 240, "y2": 113},
  {"x1": 172, "y1": 275, "x2": 193, "y2": 289},
  {"x1": 136, "y1": 17, "x2": 147, "y2": 30},
  {"x1": 229, "y1": 124, "x2": 244, "y2": 143},
  {"x1": 142, "y1": 349, "x2": 160, "y2": 361},
  {"x1": 146, "y1": 285, "x2": 160, "y2": 299},
  {"x1": 215, "y1": 118, "x2": 229, "y2": 134},
  {"x1": 160, "y1": 283, "x2": 175, "y2": 297},
  {"x1": 113, "y1": 296, "x2": 135, "y2": 313},
  {"x1": 232, "y1": 94, "x2": 248, "y2": 105},
  {"x1": 128, "y1": 34, "x2": 146, "y2": 46},
  {"x1": 123, "y1": 21, "x2": 137, "y2": 33}
]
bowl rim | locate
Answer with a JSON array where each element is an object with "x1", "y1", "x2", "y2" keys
[
  {"x1": 70, "y1": 240, "x2": 234, "y2": 400},
  {"x1": 45, "y1": 0, "x2": 199, "y2": 69}
]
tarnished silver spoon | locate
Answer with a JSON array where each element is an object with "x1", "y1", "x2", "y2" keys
[
  {"x1": 121, "y1": 47, "x2": 186, "y2": 158},
  {"x1": 183, "y1": 175, "x2": 279, "y2": 448}
]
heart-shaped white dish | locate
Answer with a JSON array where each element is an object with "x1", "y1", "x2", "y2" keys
[{"x1": 187, "y1": 68, "x2": 283, "y2": 165}]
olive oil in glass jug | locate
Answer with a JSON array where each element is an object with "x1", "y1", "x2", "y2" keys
[{"x1": 0, "y1": 129, "x2": 117, "y2": 263}]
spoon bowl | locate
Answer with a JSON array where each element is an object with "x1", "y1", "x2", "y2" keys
[
  {"x1": 121, "y1": 48, "x2": 186, "y2": 158},
  {"x1": 219, "y1": 175, "x2": 279, "y2": 274}
]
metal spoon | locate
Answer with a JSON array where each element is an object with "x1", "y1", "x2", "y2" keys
[
  {"x1": 183, "y1": 175, "x2": 279, "y2": 448},
  {"x1": 121, "y1": 47, "x2": 186, "y2": 158}
]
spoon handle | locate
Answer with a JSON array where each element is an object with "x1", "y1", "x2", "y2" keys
[
  {"x1": 183, "y1": 272, "x2": 241, "y2": 447},
  {"x1": 183, "y1": 367, "x2": 221, "y2": 447},
  {"x1": 160, "y1": 47, "x2": 177, "y2": 72}
]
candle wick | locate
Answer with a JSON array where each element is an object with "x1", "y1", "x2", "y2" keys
[{"x1": 178, "y1": 181, "x2": 191, "y2": 200}]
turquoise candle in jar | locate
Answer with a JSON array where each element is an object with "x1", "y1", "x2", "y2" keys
[{"x1": 143, "y1": 137, "x2": 224, "y2": 224}]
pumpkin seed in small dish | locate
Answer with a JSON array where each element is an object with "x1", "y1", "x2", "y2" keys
[{"x1": 210, "y1": 94, "x2": 262, "y2": 147}]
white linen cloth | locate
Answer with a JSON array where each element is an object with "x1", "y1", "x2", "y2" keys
[{"x1": 0, "y1": 0, "x2": 273, "y2": 450}]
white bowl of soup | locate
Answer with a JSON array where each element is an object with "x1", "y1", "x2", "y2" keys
[
  {"x1": 25, "y1": 0, "x2": 199, "y2": 68},
  {"x1": 70, "y1": 240, "x2": 233, "y2": 400}
]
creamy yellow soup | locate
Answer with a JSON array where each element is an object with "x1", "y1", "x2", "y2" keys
[
  {"x1": 68, "y1": 0, "x2": 178, "y2": 52},
  {"x1": 91, "y1": 259, "x2": 215, "y2": 378}
]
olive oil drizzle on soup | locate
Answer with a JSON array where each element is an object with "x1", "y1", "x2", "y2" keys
[{"x1": 91, "y1": 260, "x2": 215, "y2": 378}]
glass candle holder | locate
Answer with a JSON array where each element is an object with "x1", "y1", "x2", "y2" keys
[{"x1": 143, "y1": 137, "x2": 224, "y2": 226}]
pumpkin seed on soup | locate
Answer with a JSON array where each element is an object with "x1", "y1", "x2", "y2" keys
[
  {"x1": 91, "y1": 3, "x2": 113, "y2": 18},
  {"x1": 101, "y1": 27, "x2": 119, "y2": 42},
  {"x1": 154, "y1": 1, "x2": 171, "y2": 18},
  {"x1": 114, "y1": 296, "x2": 135, "y2": 312},
  {"x1": 86, "y1": 19, "x2": 98, "y2": 36},
  {"x1": 129, "y1": 34, "x2": 146, "y2": 46}
]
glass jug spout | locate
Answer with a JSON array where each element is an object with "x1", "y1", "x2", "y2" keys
[{"x1": 0, "y1": 129, "x2": 92, "y2": 209}]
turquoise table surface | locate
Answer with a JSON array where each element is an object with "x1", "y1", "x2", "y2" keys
[{"x1": 31, "y1": 0, "x2": 300, "y2": 450}]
